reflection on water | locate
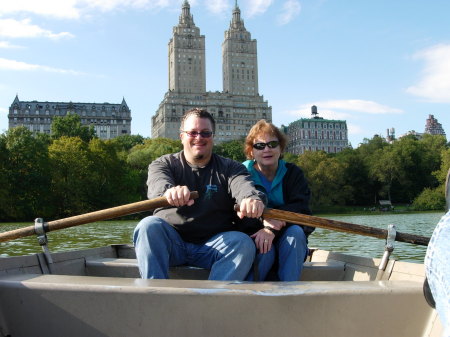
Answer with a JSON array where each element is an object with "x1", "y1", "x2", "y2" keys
[
  {"x1": 0, "y1": 221, "x2": 138, "y2": 258},
  {"x1": 308, "y1": 212, "x2": 443, "y2": 263},
  {"x1": 0, "y1": 212, "x2": 444, "y2": 263}
]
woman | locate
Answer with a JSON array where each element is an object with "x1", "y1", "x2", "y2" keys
[{"x1": 239, "y1": 119, "x2": 314, "y2": 281}]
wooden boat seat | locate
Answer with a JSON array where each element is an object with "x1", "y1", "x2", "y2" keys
[{"x1": 84, "y1": 258, "x2": 346, "y2": 281}]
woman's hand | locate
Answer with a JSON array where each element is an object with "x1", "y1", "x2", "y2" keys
[
  {"x1": 251, "y1": 228, "x2": 275, "y2": 254},
  {"x1": 263, "y1": 218, "x2": 286, "y2": 231}
]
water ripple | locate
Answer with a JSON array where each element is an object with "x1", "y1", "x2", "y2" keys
[{"x1": 0, "y1": 213, "x2": 443, "y2": 263}]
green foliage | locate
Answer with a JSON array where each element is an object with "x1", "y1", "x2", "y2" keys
[
  {"x1": 48, "y1": 137, "x2": 95, "y2": 217},
  {"x1": 88, "y1": 138, "x2": 141, "y2": 208},
  {"x1": 0, "y1": 127, "x2": 52, "y2": 220},
  {"x1": 0, "y1": 129, "x2": 449, "y2": 221},
  {"x1": 108, "y1": 134, "x2": 145, "y2": 152},
  {"x1": 51, "y1": 113, "x2": 97, "y2": 142},
  {"x1": 47, "y1": 137, "x2": 143, "y2": 218},
  {"x1": 213, "y1": 139, "x2": 246, "y2": 162},
  {"x1": 334, "y1": 147, "x2": 372, "y2": 205},
  {"x1": 283, "y1": 152, "x2": 299, "y2": 164},
  {"x1": 0, "y1": 136, "x2": 9, "y2": 220},
  {"x1": 126, "y1": 138, "x2": 182, "y2": 198},
  {"x1": 433, "y1": 148, "x2": 450, "y2": 185},
  {"x1": 297, "y1": 151, "x2": 351, "y2": 208},
  {"x1": 412, "y1": 186, "x2": 445, "y2": 211},
  {"x1": 127, "y1": 138, "x2": 182, "y2": 171}
]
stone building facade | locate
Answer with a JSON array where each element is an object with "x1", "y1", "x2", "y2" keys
[
  {"x1": 425, "y1": 114, "x2": 446, "y2": 137},
  {"x1": 8, "y1": 95, "x2": 131, "y2": 139},
  {"x1": 151, "y1": 0, "x2": 271, "y2": 143},
  {"x1": 285, "y1": 106, "x2": 349, "y2": 155}
]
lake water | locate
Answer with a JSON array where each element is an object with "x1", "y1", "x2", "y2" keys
[{"x1": 0, "y1": 212, "x2": 444, "y2": 263}]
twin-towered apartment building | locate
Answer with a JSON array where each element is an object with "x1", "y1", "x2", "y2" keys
[{"x1": 8, "y1": 0, "x2": 351, "y2": 155}]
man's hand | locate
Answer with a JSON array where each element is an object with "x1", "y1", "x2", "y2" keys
[
  {"x1": 164, "y1": 186, "x2": 195, "y2": 207},
  {"x1": 237, "y1": 198, "x2": 264, "y2": 219}
]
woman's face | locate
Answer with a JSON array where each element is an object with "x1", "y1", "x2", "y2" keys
[{"x1": 252, "y1": 133, "x2": 281, "y2": 169}]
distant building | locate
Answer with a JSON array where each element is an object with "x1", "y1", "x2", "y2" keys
[
  {"x1": 398, "y1": 115, "x2": 446, "y2": 140},
  {"x1": 425, "y1": 114, "x2": 446, "y2": 137},
  {"x1": 8, "y1": 95, "x2": 131, "y2": 139},
  {"x1": 151, "y1": 1, "x2": 272, "y2": 143},
  {"x1": 386, "y1": 128, "x2": 396, "y2": 143},
  {"x1": 399, "y1": 130, "x2": 423, "y2": 140},
  {"x1": 285, "y1": 105, "x2": 349, "y2": 155}
]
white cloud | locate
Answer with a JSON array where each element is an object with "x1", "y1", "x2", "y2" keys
[
  {"x1": 277, "y1": 0, "x2": 301, "y2": 25},
  {"x1": 246, "y1": 0, "x2": 273, "y2": 18},
  {"x1": 204, "y1": 0, "x2": 229, "y2": 15},
  {"x1": 406, "y1": 44, "x2": 450, "y2": 103},
  {"x1": 0, "y1": 57, "x2": 83, "y2": 75},
  {"x1": 0, "y1": 0, "x2": 236, "y2": 20},
  {"x1": 0, "y1": 41, "x2": 23, "y2": 49},
  {"x1": 288, "y1": 100, "x2": 403, "y2": 119},
  {"x1": 0, "y1": 19, "x2": 74, "y2": 39},
  {"x1": 0, "y1": 0, "x2": 177, "y2": 19},
  {"x1": 0, "y1": 0, "x2": 82, "y2": 19},
  {"x1": 347, "y1": 123, "x2": 364, "y2": 135},
  {"x1": 82, "y1": 0, "x2": 173, "y2": 12}
]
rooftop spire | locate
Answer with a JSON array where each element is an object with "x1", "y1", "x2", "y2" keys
[
  {"x1": 179, "y1": 0, "x2": 194, "y2": 27},
  {"x1": 230, "y1": 0, "x2": 245, "y2": 30}
]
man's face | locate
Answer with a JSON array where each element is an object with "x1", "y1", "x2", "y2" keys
[{"x1": 180, "y1": 115, "x2": 214, "y2": 165}]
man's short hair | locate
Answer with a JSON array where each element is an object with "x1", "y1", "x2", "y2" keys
[{"x1": 180, "y1": 108, "x2": 216, "y2": 133}]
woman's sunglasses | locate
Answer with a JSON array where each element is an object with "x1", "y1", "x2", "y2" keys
[{"x1": 252, "y1": 141, "x2": 280, "y2": 150}]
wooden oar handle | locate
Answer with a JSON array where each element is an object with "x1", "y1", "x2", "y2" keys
[
  {"x1": 234, "y1": 204, "x2": 430, "y2": 246},
  {"x1": 0, "y1": 191, "x2": 199, "y2": 243}
]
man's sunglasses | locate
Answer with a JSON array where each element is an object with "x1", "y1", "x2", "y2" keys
[
  {"x1": 183, "y1": 130, "x2": 213, "y2": 138},
  {"x1": 252, "y1": 141, "x2": 280, "y2": 150}
]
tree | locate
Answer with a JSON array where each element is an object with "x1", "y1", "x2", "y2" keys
[
  {"x1": 335, "y1": 148, "x2": 371, "y2": 205},
  {"x1": 420, "y1": 134, "x2": 447, "y2": 187},
  {"x1": 127, "y1": 138, "x2": 182, "y2": 198},
  {"x1": 297, "y1": 151, "x2": 350, "y2": 209},
  {"x1": 108, "y1": 134, "x2": 145, "y2": 152},
  {"x1": 283, "y1": 152, "x2": 299, "y2": 164},
  {"x1": 412, "y1": 186, "x2": 445, "y2": 211},
  {"x1": 434, "y1": 148, "x2": 450, "y2": 185},
  {"x1": 0, "y1": 127, "x2": 52, "y2": 221},
  {"x1": 389, "y1": 136, "x2": 436, "y2": 202},
  {"x1": 213, "y1": 139, "x2": 246, "y2": 162},
  {"x1": 88, "y1": 138, "x2": 141, "y2": 208},
  {"x1": 0, "y1": 136, "x2": 9, "y2": 220},
  {"x1": 51, "y1": 113, "x2": 97, "y2": 142},
  {"x1": 369, "y1": 146, "x2": 400, "y2": 202},
  {"x1": 48, "y1": 136, "x2": 95, "y2": 217},
  {"x1": 127, "y1": 138, "x2": 182, "y2": 171}
]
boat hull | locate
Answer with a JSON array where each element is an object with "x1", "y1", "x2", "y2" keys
[{"x1": 0, "y1": 245, "x2": 443, "y2": 337}]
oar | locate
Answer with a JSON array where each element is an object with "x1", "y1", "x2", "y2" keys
[
  {"x1": 236, "y1": 206, "x2": 430, "y2": 246},
  {"x1": 0, "y1": 192, "x2": 199, "y2": 243}
]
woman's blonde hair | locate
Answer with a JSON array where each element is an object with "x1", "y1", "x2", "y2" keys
[{"x1": 244, "y1": 119, "x2": 288, "y2": 159}]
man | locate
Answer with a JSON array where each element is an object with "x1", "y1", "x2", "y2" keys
[{"x1": 133, "y1": 108, "x2": 266, "y2": 280}]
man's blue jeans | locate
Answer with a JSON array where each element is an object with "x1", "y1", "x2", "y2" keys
[
  {"x1": 133, "y1": 216, "x2": 256, "y2": 280},
  {"x1": 246, "y1": 225, "x2": 308, "y2": 281}
]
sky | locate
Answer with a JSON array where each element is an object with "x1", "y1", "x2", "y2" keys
[{"x1": 1, "y1": 0, "x2": 450, "y2": 147}]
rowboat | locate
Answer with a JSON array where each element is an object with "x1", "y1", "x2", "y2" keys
[{"x1": 0, "y1": 194, "x2": 444, "y2": 337}]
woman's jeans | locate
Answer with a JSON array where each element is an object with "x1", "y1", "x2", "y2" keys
[
  {"x1": 246, "y1": 225, "x2": 308, "y2": 281},
  {"x1": 133, "y1": 216, "x2": 256, "y2": 281}
]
